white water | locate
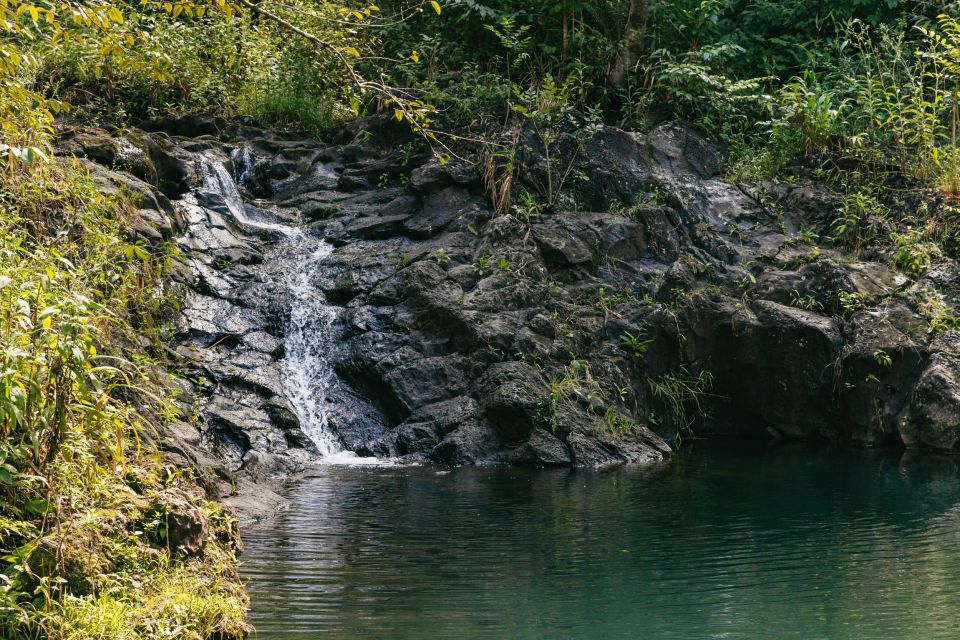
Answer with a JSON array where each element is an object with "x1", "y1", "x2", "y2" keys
[
  {"x1": 280, "y1": 238, "x2": 393, "y2": 466},
  {"x1": 278, "y1": 238, "x2": 339, "y2": 455},
  {"x1": 211, "y1": 149, "x2": 386, "y2": 466},
  {"x1": 200, "y1": 153, "x2": 296, "y2": 238}
]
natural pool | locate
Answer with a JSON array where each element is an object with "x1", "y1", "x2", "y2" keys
[{"x1": 241, "y1": 442, "x2": 960, "y2": 639}]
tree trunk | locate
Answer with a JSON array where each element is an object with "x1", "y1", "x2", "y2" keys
[{"x1": 608, "y1": 0, "x2": 650, "y2": 86}]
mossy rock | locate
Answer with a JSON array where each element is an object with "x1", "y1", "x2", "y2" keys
[
  {"x1": 142, "y1": 490, "x2": 208, "y2": 557},
  {"x1": 26, "y1": 532, "x2": 114, "y2": 596}
]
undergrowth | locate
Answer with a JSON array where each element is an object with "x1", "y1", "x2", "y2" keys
[{"x1": 0, "y1": 158, "x2": 248, "y2": 640}]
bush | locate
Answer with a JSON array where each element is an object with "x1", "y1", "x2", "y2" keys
[{"x1": 0, "y1": 159, "x2": 247, "y2": 639}]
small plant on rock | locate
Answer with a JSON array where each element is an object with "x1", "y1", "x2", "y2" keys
[
  {"x1": 620, "y1": 331, "x2": 654, "y2": 357},
  {"x1": 837, "y1": 290, "x2": 867, "y2": 317},
  {"x1": 890, "y1": 227, "x2": 941, "y2": 277},
  {"x1": 603, "y1": 406, "x2": 639, "y2": 436},
  {"x1": 791, "y1": 290, "x2": 824, "y2": 311},
  {"x1": 832, "y1": 191, "x2": 887, "y2": 253},
  {"x1": 474, "y1": 254, "x2": 493, "y2": 276},
  {"x1": 431, "y1": 248, "x2": 450, "y2": 265},
  {"x1": 649, "y1": 367, "x2": 715, "y2": 444}
]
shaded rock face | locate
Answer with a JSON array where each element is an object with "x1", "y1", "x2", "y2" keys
[{"x1": 60, "y1": 113, "x2": 960, "y2": 485}]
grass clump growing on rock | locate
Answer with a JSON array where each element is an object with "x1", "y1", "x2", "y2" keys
[{"x1": 0, "y1": 158, "x2": 248, "y2": 639}]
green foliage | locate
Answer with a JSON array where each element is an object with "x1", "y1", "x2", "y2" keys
[
  {"x1": 650, "y1": 42, "x2": 769, "y2": 132},
  {"x1": 619, "y1": 331, "x2": 654, "y2": 358},
  {"x1": 915, "y1": 288, "x2": 960, "y2": 333},
  {"x1": 0, "y1": 159, "x2": 246, "y2": 639},
  {"x1": 790, "y1": 290, "x2": 824, "y2": 312},
  {"x1": 603, "y1": 406, "x2": 641, "y2": 436},
  {"x1": 775, "y1": 70, "x2": 849, "y2": 155},
  {"x1": 510, "y1": 72, "x2": 600, "y2": 207},
  {"x1": 546, "y1": 359, "x2": 604, "y2": 433},
  {"x1": 832, "y1": 191, "x2": 888, "y2": 253},
  {"x1": 891, "y1": 226, "x2": 942, "y2": 276},
  {"x1": 648, "y1": 367, "x2": 714, "y2": 442},
  {"x1": 837, "y1": 290, "x2": 867, "y2": 316},
  {"x1": 874, "y1": 349, "x2": 893, "y2": 367}
]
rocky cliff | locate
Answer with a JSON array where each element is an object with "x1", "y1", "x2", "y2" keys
[{"x1": 56, "y1": 114, "x2": 960, "y2": 518}]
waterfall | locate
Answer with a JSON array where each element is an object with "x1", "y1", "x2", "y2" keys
[
  {"x1": 213, "y1": 148, "x2": 381, "y2": 464},
  {"x1": 278, "y1": 237, "x2": 342, "y2": 456},
  {"x1": 199, "y1": 152, "x2": 295, "y2": 238}
]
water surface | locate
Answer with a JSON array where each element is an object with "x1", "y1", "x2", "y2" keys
[{"x1": 242, "y1": 442, "x2": 960, "y2": 639}]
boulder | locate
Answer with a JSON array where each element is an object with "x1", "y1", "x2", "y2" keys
[{"x1": 477, "y1": 362, "x2": 550, "y2": 442}]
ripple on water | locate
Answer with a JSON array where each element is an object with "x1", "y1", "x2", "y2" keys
[{"x1": 242, "y1": 443, "x2": 960, "y2": 640}]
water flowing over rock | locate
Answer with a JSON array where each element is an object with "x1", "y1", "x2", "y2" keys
[{"x1": 55, "y1": 115, "x2": 960, "y2": 520}]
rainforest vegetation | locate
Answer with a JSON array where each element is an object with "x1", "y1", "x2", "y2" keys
[{"x1": 4, "y1": 0, "x2": 960, "y2": 638}]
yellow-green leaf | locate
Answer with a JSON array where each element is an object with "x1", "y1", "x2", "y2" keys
[
  {"x1": 394, "y1": 109, "x2": 404, "y2": 122},
  {"x1": 429, "y1": 1, "x2": 441, "y2": 15},
  {"x1": 345, "y1": 46, "x2": 360, "y2": 58}
]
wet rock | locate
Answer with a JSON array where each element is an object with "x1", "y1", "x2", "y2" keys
[
  {"x1": 433, "y1": 420, "x2": 501, "y2": 465},
  {"x1": 383, "y1": 356, "x2": 471, "y2": 413},
  {"x1": 521, "y1": 428, "x2": 572, "y2": 467},
  {"x1": 344, "y1": 214, "x2": 411, "y2": 239},
  {"x1": 410, "y1": 160, "x2": 450, "y2": 191},
  {"x1": 396, "y1": 422, "x2": 440, "y2": 455},
  {"x1": 566, "y1": 431, "x2": 625, "y2": 469},
  {"x1": 404, "y1": 187, "x2": 488, "y2": 238},
  {"x1": 649, "y1": 123, "x2": 721, "y2": 179},
  {"x1": 67, "y1": 111, "x2": 960, "y2": 497}
]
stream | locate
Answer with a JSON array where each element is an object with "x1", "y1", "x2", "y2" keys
[{"x1": 241, "y1": 442, "x2": 960, "y2": 639}]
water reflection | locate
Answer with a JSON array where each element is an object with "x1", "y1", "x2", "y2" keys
[{"x1": 243, "y1": 442, "x2": 960, "y2": 639}]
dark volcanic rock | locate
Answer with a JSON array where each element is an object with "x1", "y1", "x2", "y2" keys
[
  {"x1": 477, "y1": 362, "x2": 550, "y2": 442},
  {"x1": 58, "y1": 111, "x2": 960, "y2": 510}
]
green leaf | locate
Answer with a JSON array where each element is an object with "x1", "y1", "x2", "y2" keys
[{"x1": 24, "y1": 499, "x2": 48, "y2": 515}]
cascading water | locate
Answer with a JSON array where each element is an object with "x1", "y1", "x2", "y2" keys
[
  {"x1": 277, "y1": 237, "x2": 342, "y2": 456},
  {"x1": 199, "y1": 153, "x2": 294, "y2": 238},
  {"x1": 217, "y1": 148, "x2": 379, "y2": 464}
]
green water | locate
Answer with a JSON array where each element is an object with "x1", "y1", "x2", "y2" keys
[{"x1": 241, "y1": 442, "x2": 960, "y2": 639}]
